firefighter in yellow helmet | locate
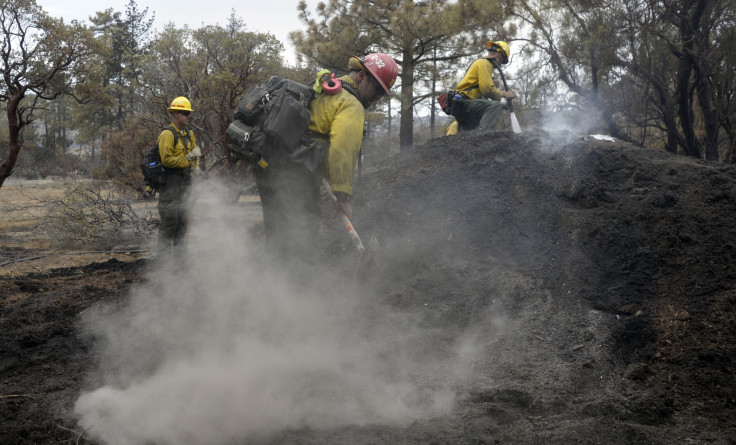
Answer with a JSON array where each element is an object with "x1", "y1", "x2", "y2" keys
[
  {"x1": 157, "y1": 96, "x2": 203, "y2": 258},
  {"x1": 254, "y1": 53, "x2": 398, "y2": 262},
  {"x1": 447, "y1": 41, "x2": 516, "y2": 134}
]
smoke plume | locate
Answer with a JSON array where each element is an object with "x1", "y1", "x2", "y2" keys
[{"x1": 73, "y1": 179, "x2": 468, "y2": 444}]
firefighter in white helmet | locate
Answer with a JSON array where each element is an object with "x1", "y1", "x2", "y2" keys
[
  {"x1": 254, "y1": 53, "x2": 399, "y2": 262},
  {"x1": 447, "y1": 41, "x2": 516, "y2": 135},
  {"x1": 157, "y1": 96, "x2": 202, "y2": 258}
]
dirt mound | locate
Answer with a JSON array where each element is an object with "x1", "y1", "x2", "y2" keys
[{"x1": 2, "y1": 129, "x2": 735, "y2": 443}]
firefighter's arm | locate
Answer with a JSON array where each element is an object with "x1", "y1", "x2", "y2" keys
[{"x1": 327, "y1": 99, "x2": 365, "y2": 197}]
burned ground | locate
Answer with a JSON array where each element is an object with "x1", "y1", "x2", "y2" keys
[{"x1": 2, "y1": 129, "x2": 735, "y2": 443}]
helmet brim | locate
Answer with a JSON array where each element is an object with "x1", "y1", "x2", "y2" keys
[
  {"x1": 486, "y1": 40, "x2": 510, "y2": 62},
  {"x1": 369, "y1": 71, "x2": 391, "y2": 95}
]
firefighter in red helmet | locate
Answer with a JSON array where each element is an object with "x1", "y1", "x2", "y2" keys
[{"x1": 254, "y1": 53, "x2": 399, "y2": 263}]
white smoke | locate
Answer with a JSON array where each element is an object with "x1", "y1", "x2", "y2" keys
[
  {"x1": 73, "y1": 178, "x2": 464, "y2": 444},
  {"x1": 540, "y1": 107, "x2": 605, "y2": 135}
]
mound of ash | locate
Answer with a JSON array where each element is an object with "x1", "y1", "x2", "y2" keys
[{"x1": 316, "y1": 128, "x2": 736, "y2": 442}]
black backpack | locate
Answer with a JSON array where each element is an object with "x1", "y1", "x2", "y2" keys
[
  {"x1": 141, "y1": 126, "x2": 191, "y2": 191},
  {"x1": 226, "y1": 76, "x2": 324, "y2": 172}
]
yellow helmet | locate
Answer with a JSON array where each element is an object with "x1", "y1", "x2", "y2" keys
[
  {"x1": 167, "y1": 96, "x2": 194, "y2": 112},
  {"x1": 486, "y1": 41, "x2": 511, "y2": 64}
]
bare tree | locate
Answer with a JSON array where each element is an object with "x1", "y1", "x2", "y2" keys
[
  {"x1": 657, "y1": 0, "x2": 729, "y2": 160},
  {"x1": 511, "y1": 0, "x2": 642, "y2": 143},
  {"x1": 512, "y1": 0, "x2": 736, "y2": 161}
]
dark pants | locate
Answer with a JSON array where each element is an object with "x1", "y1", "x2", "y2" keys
[
  {"x1": 254, "y1": 154, "x2": 321, "y2": 264},
  {"x1": 157, "y1": 170, "x2": 191, "y2": 257},
  {"x1": 454, "y1": 99, "x2": 503, "y2": 132}
]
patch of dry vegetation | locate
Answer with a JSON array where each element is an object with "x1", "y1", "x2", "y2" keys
[
  {"x1": 1, "y1": 179, "x2": 68, "y2": 250},
  {"x1": 1, "y1": 178, "x2": 158, "y2": 277}
]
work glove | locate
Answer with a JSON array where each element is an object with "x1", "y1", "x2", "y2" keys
[
  {"x1": 187, "y1": 146, "x2": 202, "y2": 161},
  {"x1": 143, "y1": 185, "x2": 156, "y2": 199}
]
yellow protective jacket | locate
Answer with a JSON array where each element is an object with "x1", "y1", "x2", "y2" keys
[
  {"x1": 158, "y1": 123, "x2": 197, "y2": 169},
  {"x1": 455, "y1": 58, "x2": 504, "y2": 101},
  {"x1": 308, "y1": 75, "x2": 365, "y2": 196}
]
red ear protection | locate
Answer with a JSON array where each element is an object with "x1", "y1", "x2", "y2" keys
[{"x1": 322, "y1": 72, "x2": 342, "y2": 95}]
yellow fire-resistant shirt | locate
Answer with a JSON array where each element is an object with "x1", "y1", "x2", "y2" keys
[
  {"x1": 158, "y1": 123, "x2": 197, "y2": 169},
  {"x1": 455, "y1": 58, "x2": 504, "y2": 101},
  {"x1": 308, "y1": 75, "x2": 365, "y2": 196}
]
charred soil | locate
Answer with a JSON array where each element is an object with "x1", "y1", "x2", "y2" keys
[{"x1": 2, "y1": 129, "x2": 736, "y2": 444}]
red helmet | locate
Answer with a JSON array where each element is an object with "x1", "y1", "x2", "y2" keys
[{"x1": 352, "y1": 53, "x2": 398, "y2": 95}]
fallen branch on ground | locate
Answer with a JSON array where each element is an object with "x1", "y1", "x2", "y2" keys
[{"x1": 0, "y1": 249, "x2": 152, "y2": 267}]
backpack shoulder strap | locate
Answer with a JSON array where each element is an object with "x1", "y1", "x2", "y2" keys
[
  {"x1": 164, "y1": 125, "x2": 194, "y2": 148},
  {"x1": 341, "y1": 82, "x2": 362, "y2": 103},
  {"x1": 163, "y1": 126, "x2": 179, "y2": 148}
]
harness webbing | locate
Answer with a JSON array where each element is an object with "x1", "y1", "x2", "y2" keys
[
  {"x1": 341, "y1": 82, "x2": 362, "y2": 102},
  {"x1": 163, "y1": 125, "x2": 193, "y2": 149}
]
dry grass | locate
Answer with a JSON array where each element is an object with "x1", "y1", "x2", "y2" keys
[
  {"x1": 1, "y1": 179, "x2": 67, "y2": 249},
  {"x1": 0, "y1": 178, "x2": 158, "y2": 277},
  {"x1": 1, "y1": 176, "x2": 263, "y2": 277}
]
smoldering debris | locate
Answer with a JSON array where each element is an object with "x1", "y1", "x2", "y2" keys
[{"x1": 73, "y1": 179, "x2": 477, "y2": 444}]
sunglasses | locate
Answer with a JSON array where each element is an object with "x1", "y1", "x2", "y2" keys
[
  {"x1": 490, "y1": 46, "x2": 508, "y2": 62},
  {"x1": 179, "y1": 111, "x2": 191, "y2": 117}
]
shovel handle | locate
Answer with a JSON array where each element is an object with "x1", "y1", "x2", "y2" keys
[
  {"x1": 338, "y1": 214, "x2": 365, "y2": 252},
  {"x1": 322, "y1": 178, "x2": 365, "y2": 252}
]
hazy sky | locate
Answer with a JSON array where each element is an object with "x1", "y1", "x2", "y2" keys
[{"x1": 36, "y1": 0, "x2": 312, "y2": 63}]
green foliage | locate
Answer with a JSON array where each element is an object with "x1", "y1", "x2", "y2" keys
[
  {"x1": 135, "y1": 23, "x2": 284, "y2": 165},
  {"x1": 7, "y1": 0, "x2": 736, "y2": 187},
  {"x1": 89, "y1": 18, "x2": 287, "y2": 190},
  {"x1": 98, "y1": 121, "x2": 155, "y2": 190},
  {"x1": 0, "y1": 0, "x2": 103, "y2": 187},
  {"x1": 71, "y1": 0, "x2": 154, "y2": 145},
  {"x1": 0, "y1": 1, "x2": 101, "y2": 104}
]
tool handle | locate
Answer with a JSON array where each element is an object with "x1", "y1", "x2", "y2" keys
[
  {"x1": 338, "y1": 214, "x2": 365, "y2": 252},
  {"x1": 322, "y1": 177, "x2": 364, "y2": 252}
]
